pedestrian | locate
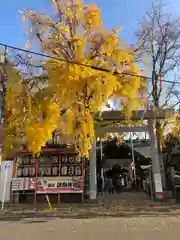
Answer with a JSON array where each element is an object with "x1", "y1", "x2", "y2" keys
[
  {"x1": 97, "y1": 175, "x2": 103, "y2": 195},
  {"x1": 108, "y1": 177, "x2": 114, "y2": 194},
  {"x1": 142, "y1": 178, "x2": 146, "y2": 193}
]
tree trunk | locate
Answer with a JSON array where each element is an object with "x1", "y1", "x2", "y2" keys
[{"x1": 155, "y1": 120, "x2": 166, "y2": 189}]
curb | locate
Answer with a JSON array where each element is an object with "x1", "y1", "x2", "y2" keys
[
  {"x1": 1, "y1": 209, "x2": 180, "y2": 215},
  {"x1": 1, "y1": 211, "x2": 180, "y2": 220}
]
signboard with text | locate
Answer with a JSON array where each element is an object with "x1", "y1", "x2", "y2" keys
[{"x1": 12, "y1": 176, "x2": 84, "y2": 194}]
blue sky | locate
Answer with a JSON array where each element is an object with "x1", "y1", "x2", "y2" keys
[{"x1": 0, "y1": 0, "x2": 180, "y2": 48}]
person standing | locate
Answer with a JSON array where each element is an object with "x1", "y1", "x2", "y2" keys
[
  {"x1": 97, "y1": 175, "x2": 103, "y2": 195},
  {"x1": 108, "y1": 177, "x2": 114, "y2": 194},
  {"x1": 143, "y1": 178, "x2": 146, "y2": 194}
]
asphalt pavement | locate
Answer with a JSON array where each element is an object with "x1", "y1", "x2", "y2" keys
[
  {"x1": 1, "y1": 216, "x2": 180, "y2": 240},
  {"x1": 1, "y1": 192, "x2": 180, "y2": 239}
]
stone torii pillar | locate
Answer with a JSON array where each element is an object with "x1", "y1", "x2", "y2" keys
[
  {"x1": 89, "y1": 139, "x2": 97, "y2": 200},
  {"x1": 148, "y1": 119, "x2": 163, "y2": 200}
]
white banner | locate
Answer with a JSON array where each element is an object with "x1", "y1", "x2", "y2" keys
[
  {"x1": 154, "y1": 173, "x2": 163, "y2": 193},
  {"x1": 12, "y1": 177, "x2": 84, "y2": 193}
]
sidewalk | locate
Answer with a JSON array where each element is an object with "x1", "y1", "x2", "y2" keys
[
  {"x1": 1, "y1": 205, "x2": 180, "y2": 222},
  {"x1": 1, "y1": 193, "x2": 180, "y2": 220},
  {"x1": 2, "y1": 192, "x2": 176, "y2": 211}
]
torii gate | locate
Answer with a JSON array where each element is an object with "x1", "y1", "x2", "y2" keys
[{"x1": 89, "y1": 108, "x2": 174, "y2": 201}]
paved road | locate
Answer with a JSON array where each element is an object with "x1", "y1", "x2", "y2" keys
[{"x1": 1, "y1": 216, "x2": 180, "y2": 240}]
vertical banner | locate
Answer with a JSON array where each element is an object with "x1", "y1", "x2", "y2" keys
[{"x1": 154, "y1": 173, "x2": 163, "y2": 200}]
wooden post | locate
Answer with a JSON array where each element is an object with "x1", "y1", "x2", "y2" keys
[
  {"x1": 10, "y1": 181, "x2": 13, "y2": 204},
  {"x1": 58, "y1": 154, "x2": 61, "y2": 204},
  {"x1": 12, "y1": 156, "x2": 17, "y2": 177},
  {"x1": 58, "y1": 192, "x2": 60, "y2": 204},
  {"x1": 34, "y1": 158, "x2": 38, "y2": 204},
  {"x1": 11, "y1": 156, "x2": 17, "y2": 204},
  {"x1": 81, "y1": 157, "x2": 84, "y2": 203}
]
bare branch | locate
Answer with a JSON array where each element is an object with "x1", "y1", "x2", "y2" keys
[{"x1": 135, "y1": 0, "x2": 180, "y2": 110}]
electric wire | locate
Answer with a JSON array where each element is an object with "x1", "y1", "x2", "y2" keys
[{"x1": 0, "y1": 42, "x2": 180, "y2": 85}]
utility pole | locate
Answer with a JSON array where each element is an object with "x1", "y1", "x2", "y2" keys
[{"x1": 0, "y1": 46, "x2": 8, "y2": 161}]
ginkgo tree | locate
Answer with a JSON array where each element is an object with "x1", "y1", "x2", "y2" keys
[
  {"x1": 2, "y1": 61, "x2": 60, "y2": 158},
  {"x1": 5, "y1": 0, "x2": 147, "y2": 158}
]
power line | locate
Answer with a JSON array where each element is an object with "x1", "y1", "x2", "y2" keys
[{"x1": 0, "y1": 42, "x2": 180, "y2": 85}]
